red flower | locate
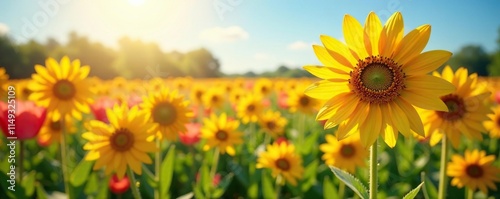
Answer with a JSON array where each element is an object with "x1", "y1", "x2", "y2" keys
[
  {"x1": 90, "y1": 97, "x2": 117, "y2": 123},
  {"x1": 276, "y1": 137, "x2": 289, "y2": 145},
  {"x1": 109, "y1": 174, "x2": 130, "y2": 194},
  {"x1": 277, "y1": 92, "x2": 289, "y2": 109},
  {"x1": 0, "y1": 101, "x2": 46, "y2": 140},
  {"x1": 179, "y1": 123, "x2": 201, "y2": 145}
]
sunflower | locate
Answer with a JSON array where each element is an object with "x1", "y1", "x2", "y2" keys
[
  {"x1": 203, "y1": 88, "x2": 226, "y2": 110},
  {"x1": 37, "y1": 114, "x2": 76, "y2": 146},
  {"x1": 229, "y1": 88, "x2": 246, "y2": 106},
  {"x1": 0, "y1": 67, "x2": 8, "y2": 99},
  {"x1": 303, "y1": 11, "x2": 455, "y2": 147},
  {"x1": 447, "y1": 150, "x2": 500, "y2": 194},
  {"x1": 83, "y1": 104, "x2": 157, "y2": 179},
  {"x1": 287, "y1": 84, "x2": 320, "y2": 114},
  {"x1": 258, "y1": 110, "x2": 288, "y2": 138},
  {"x1": 253, "y1": 78, "x2": 273, "y2": 97},
  {"x1": 420, "y1": 66, "x2": 491, "y2": 148},
  {"x1": 142, "y1": 88, "x2": 193, "y2": 141},
  {"x1": 320, "y1": 134, "x2": 368, "y2": 173},
  {"x1": 236, "y1": 95, "x2": 264, "y2": 124},
  {"x1": 28, "y1": 56, "x2": 94, "y2": 121},
  {"x1": 483, "y1": 106, "x2": 500, "y2": 138},
  {"x1": 256, "y1": 142, "x2": 304, "y2": 186},
  {"x1": 201, "y1": 113, "x2": 243, "y2": 156},
  {"x1": 190, "y1": 85, "x2": 206, "y2": 105}
]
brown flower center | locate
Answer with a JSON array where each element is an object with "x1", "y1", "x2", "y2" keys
[
  {"x1": 211, "y1": 96, "x2": 219, "y2": 103},
  {"x1": 152, "y1": 102, "x2": 177, "y2": 126},
  {"x1": 50, "y1": 120, "x2": 62, "y2": 131},
  {"x1": 215, "y1": 130, "x2": 228, "y2": 141},
  {"x1": 436, "y1": 94, "x2": 466, "y2": 121},
  {"x1": 195, "y1": 91, "x2": 203, "y2": 101},
  {"x1": 275, "y1": 158, "x2": 290, "y2": 171},
  {"x1": 247, "y1": 104, "x2": 256, "y2": 112},
  {"x1": 299, "y1": 95, "x2": 310, "y2": 106},
  {"x1": 266, "y1": 121, "x2": 276, "y2": 131},
  {"x1": 465, "y1": 164, "x2": 484, "y2": 178},
  {"x1": 350, "y1": 56, "x2": 405, "y2": 104},
  {"x1": 496, "y1": 117, "x2": 500, "y2": 127},
  {"x1": 53, "y1": 79, "x2": 76, "y2": 100},
  {"x1": 340, "y1": 144, "x2": 356, "y2": 158},
  {"x1": 110, "y1": 128, "x2": 134, "y2": 152}
]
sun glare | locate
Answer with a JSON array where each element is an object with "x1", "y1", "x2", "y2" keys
[{"x1": 128, "y1": 0, "x2": 145, "y2": 6}]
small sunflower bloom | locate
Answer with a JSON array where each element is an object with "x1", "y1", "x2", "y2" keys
[
  {"x1": 83, "y1": 104, "x2": 157, "y2": 179},
  {"x1": 236, "y1": 95, "x2": 264, "y2": 124},
  {"x1": 256, "y1": 142, "x2": 304, "y2": 186},
  {"x1": 258, "y1": 110, "x2": 288, "y2": 138},
  {"x1": 303, "y1": 11, "x2": 455, "y2": 147},
  {"x1": 320, "y1": 134, "x2": 369, "y2": 173},
  {"x1": 483, "y1": 106, "x2": 500, "y2": 138},
  {"x1": 421, "y1": 66, "x2": 491, "y2": 148},
  {"x1": 287, "y1": 84, "x2": 320, "y2": 114},
  {"x1": 201, "y1": 113, "x2": 243, "y2": 156},
  {"x1": 447, "y1": 150, "x2": 500, "y2": 194},
  {"x1": 29, "y1": 56, "x2": 94, "y2": 121}
]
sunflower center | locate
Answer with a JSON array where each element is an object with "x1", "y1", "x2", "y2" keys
[
  {"x1": 340, "y1": 144, "x2": 356, "y2": 158},
  {"x1": 152, "y1": 102, "x2": 177, "y2": 126},
  {"x1": 110, "y1": 128, "x2": 134, "y2": 152},
  {"x1": 247, "y1": 104, "x2": 256, "y2": 112},
  {"x1": 299, "y1": 96, "x2": 310, "y2": 106},
  {"x1": 496, "y1": 117, "x2": 500, "y2": 127},
  {"x1": 53, "y1": 80, "x2": 76, "y2": 100},
  {"x1": 266, "y1": 121, "x2": 276, "y2": 130},
  {"x1": 436, "y1": 94, "x2": 466, "y2": 121},
  {"x1": 215, "y1": 130, "x2": 228, "y2": 141},
  {"x1": 350, "y1": 56, "x2": 405, "y2": 104},
  {"x1": 465, "y1": 164, "x2": 484, "y2": 178},
  {"x1": 50, "y1": 120, "x2": 62, "y2": 131},
  {"x1": 211, "y1": 96, "x2": 219, "y2": 103},
  {"x1": 261, "y1": 87, "x2": 268, "y2": 94},
  {"x1": 195, "y1": 91, "x2": 203, "y2": 100},
  {"x1": 275, "y1": 158, "x2": 290, "y2": 171}
]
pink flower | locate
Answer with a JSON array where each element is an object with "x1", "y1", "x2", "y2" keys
[
  {"x1": 179, "y1": 123, "x2": 201, "y2": 145},
  {"x1": 277, "y1": 92, "x2": 289, "y2": 109},
  {"x1": 0, "y1": 101, "x2": 46, "y2": 140},
  {"x1": 90, "y1": 97, "x2": 118, "y2": 123}
]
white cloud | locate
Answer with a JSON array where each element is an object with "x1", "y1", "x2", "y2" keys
[
  {"x1": 287, "y1": 40, "x2": 312, "y2": 50},
  {"x1": 0, "y1": 23, "x2": 9, "y2": 36},
  {"x1": 254, "y1": 53, "x2": 269, "y2": 61},
  {"x1": 199, "y1": 26, "x2": 249, "y2": 43}
]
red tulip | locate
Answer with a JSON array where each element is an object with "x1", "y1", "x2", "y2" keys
[
  {"x1": 109, "y1": 174, "x2": 130, "y2": 194},
  {"x1": 495, "y1": 91, "x2": 500, "y2": 104},
  {"x1": 179, "y1": 123, "x2": 201, "y2": 146},
  {"x1": 0, "y1": 101, "x2": 46, "y2": 140},
  {"x1": 90, "y1": 97, "x2": 118, "y2": 123}
]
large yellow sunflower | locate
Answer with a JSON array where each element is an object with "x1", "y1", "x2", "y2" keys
[
  {"x1": 258, "y1": 110, "x2": 288, "y2": 138},
  {"x1": 256, "y1": 142, "x2": 304, "y2": 186},
  {"x1": 447, "y1": 150, "x2": 500, "y2": 194},
  {"x1": 236, "y1": 95, "x2": 264, "y2": 124},
  {"x1": 303, "y1": 11, "x2": 455, "y2": 147},
  {"x1": 420, "y1": 66, "x2": 491, "y2": 148},
  {"x1": 83, "y1": 104, "x2": 157, "y2": 179},
  {"x1": 320, "y1": 134, "x2": 369, "y2": 173},
  {"x1": 142, "y1": 88, "x2": 193, "y2": 141},
  {"x1": 29, "y1": 56, "x2": 94, "y2": 121},
  {"x1": 201, "y1": 113, "x2": 243, "y2": 156},
  {"x1": 483, "y1": 106, "x2": 500, "y2": 138}
]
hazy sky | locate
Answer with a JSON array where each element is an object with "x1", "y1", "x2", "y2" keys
[{"x1": 1, "y1": 0, "x2": 500, "y2": 74}]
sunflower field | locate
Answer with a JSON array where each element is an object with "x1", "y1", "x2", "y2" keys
[{"x1": 1, "y1": 11, "x2": 500, "y2": 199}]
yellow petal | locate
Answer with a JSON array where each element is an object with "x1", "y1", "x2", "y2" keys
[
  {"x1": 404, "y1": 50, "x2": 452, "y2": 75},
  {"x1": 393, "y1": 25, "x2": 431, "y2": 65},
  {"x1": 379, "y1": 12, "x2": 404, "y2": 58},
  {"x1": 320, "y1": 35, "x2": 357, "y2": 68},
  {"x1": 303, "y1": 65, "x2": 349, "y2": 80},
  {"x1": 343, "y1": 14, "x2": 368, "y2": 59},
  {"x1": 363, "y1": 12, "x2": 382, "y2": 56},
  {"x1": 387, "y1": 102, "x2": 410, "y2": 137},
  {"x1": 304, "y1": 80, "x2": 350, "y2": 100},
  {"x1": 405, "y1": 75, "x2": 456, "y2": 96},
  {"x1": 395, "y1": 99, "x2": 425, "y2": 136},
  {"x1": 400, "y1": 90, "x2": 448, "y2": 112},
  {"x1": 382, "y1": 121, "x2": 398, "y2": 148},
  {"x1": 359, "y1": 104, "x2": 382, "y2": 147}
]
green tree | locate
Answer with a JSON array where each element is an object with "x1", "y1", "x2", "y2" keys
[
  {"x1": 488, "y1": 27, "x2": 500, "y2": 76},
  {"x1": 445, "y1": 45, "x2": 491, "y2": 76},
  {"x1": 181, "y1": 48, "x2": 221, "y2": 78},
  {"x1": 0, "y1": 36, "x2": 24, "y2": 78}
]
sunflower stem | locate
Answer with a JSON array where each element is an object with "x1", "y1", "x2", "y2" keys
[
  {"x1": 18, "y1": 140, "x2": 24, "y2": 182},
  {"x1": 154, "y1": 139, "x2": 161, "y2": 199},
  {"x1": 210, "y1": 147, "x2": 220, "y2": 181},
  {"x1": 60, "y1": 118, "x2": 74, "y2": 199},
  {"x1": 127, "y1": 167, "x2": 142, "y2": 199},
  {"x1": 298, "y1": 113, "x2": 305, "y2": 151},
  {"x1": 369, "y1": 139, "x2": 378, "y2": 199},
  {"x1": 275, "y1": 175, "x2": 282, "y2": 199},
  {"x1": 338, "y1": 180, "x2": 345, "y2": 199},
  {"x1": 466, "y1": 187, "x2": 474, "y2": 199},
  {"x1": 438, "y1": 135, "x2": 449, "y2": 199}
]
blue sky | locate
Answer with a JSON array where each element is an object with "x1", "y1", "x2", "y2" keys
[{"x1": 1, "y1": 0, "x2": 500, "y2": 74}]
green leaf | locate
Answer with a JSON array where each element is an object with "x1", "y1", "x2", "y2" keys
[
  {"x1": 21, "y1": 171, "x2": 36, "y2": 197},
  {"x1": 35, "y1": 183, "x2": 48, "y2": 199},
  {"x1": 330, "y1": 166, "x2": 368, "y2": 199},
  {"x1": 421, "y1": 172, "x2": 437, "y2": 199},
  {"x1": 247, "y1": 163, "x2": 260, "y2": 199},
  {"x1": 212, "y1": 173, "x2": 234, "y2": 198},
  {"x1": 301, "y1": 160, "x2": 319, "y2": 192},
  {"x1": 402, "y1": 182, "x2": 424, "y2": 199},
  {"x1": 70, "y1": 159, "x2": 93, "y2": 187},
  {"x1": 323, "y1": 176, "x2": 339, "y2": 199},
  {"x1": 262, "y1": 170, "x2": 275, "y2": 199},
  {"x1": 83, "y1": 173, "x2": 98, "y2": 195},
  {"x1": 193, "y1": 183, "x2": 204, "y2": 199},
  {"x1": 160, "y1": 145, "x2": 176, "y2": 197}
]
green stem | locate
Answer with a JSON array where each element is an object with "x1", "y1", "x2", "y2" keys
[
  {"x1": 369, "y1": 139, "x2": 378, "y2": 199},
  {"x1": 60, "y1": 119, "x2": 73, "y2": 199},
  {"x1": 438, "y1": 134, "x2": 449, "y2": 199},
  {"x1": 127, "y1": 167, "x2": 142, "y2": 199},
  {"x1": 154, "y1": 139, "x2": 161, "y2": 199},
  {"x1": 18, "y1": 140, "x2": 24, "y2": 181},
  {"x1": 210, "y1": 148, "x2": 220, "y2": 181},
  {"x1": 298, "y1": 113, "x2": 305, "y2": 149},
  {"x1": 275, "y1": 175, "x2": 282, "y2": 199},
  {"x1": 338, "y1": 180, "x2": 345, "y2": 199},
  {"x1": 466, "y1": 187, "x2": 474, "y2": 199}
]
